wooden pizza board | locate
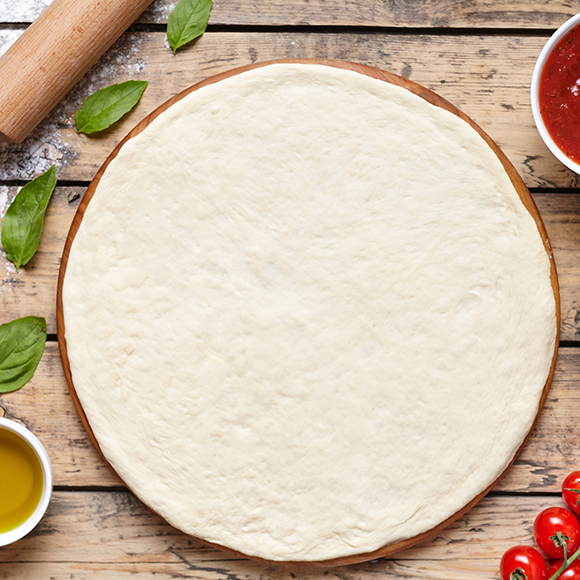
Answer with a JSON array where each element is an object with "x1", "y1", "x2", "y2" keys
[{"x1": 55, "y1": 58, "x2": 561, "y2": 567}]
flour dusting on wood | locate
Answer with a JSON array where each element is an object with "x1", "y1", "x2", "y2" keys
[
  {"x1": 141, "y1": 0, "x2": 178, "y2": 21},
  {"x1": 0, "y1": 29, "x2": 23, "y2": 57},
  {"x1": 0, "y1": 0, "x2": 51, "y2": 22},
  {"x1": 0, "y1": 0, "x2": 175, "y2": 23},
  {"x1": 0, "y1": 31, "x2": 152, "y2": 180}
]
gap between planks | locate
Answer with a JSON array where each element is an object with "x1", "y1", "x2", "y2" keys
[
  {"x1": 1, "y1": 343, "x2": 578, "y2": 491},
  {"x1": 3, "y1": 188, "x2": 580, "y2": 340},
  {"x1": 0, "y1": 493, "x2": 571, "y2": 579},
  {"x1": 1, "y1": 31, "x2": 580, "y2": 189},
  {"x1": 2, "y1": 0, "x2": 580, "y2": 30}
]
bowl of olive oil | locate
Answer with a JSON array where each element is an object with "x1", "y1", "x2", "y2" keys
[{"x1": 0, "y1": 418, "x2": 52, "y2": 546}]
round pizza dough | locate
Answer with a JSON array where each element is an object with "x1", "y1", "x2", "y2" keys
[{"x1": 62, "y1": 62, "x2": 557, "y2": 562}]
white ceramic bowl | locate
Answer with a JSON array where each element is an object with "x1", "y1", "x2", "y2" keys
[
  {"x1": 531, "y1": 12, "x2": 580, "y2": 174},
  {"x1": 0, "y1": 417, "x2": 53, "y2": 547}
]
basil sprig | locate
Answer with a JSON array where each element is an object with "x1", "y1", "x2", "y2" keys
[
  {"x1": 167, "y1": 0, "x2": 212, "y2": 53},
  {"x1": 76, "y1": 80, "x2": 148, "y2": 134},
  {"x1": 1, "y1": 165, "x2": 56, "y2": 270},
  {"x1": 0, "y1": 316, "x2": 47, "y2": 393}
]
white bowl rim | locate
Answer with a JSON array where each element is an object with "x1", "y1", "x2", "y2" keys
[
  {"x1": 0, "y1": 417, "x2": 53, "y2": 547},
  {"x1": 531, "y1": 12, "x2": 580, "y2": 174}
]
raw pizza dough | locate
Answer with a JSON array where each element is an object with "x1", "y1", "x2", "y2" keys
[{"x1": 62, "y1": 63, "x2": 557, "y2": 562}]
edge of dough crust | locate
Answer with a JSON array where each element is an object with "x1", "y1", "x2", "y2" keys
[{"x1": 62, "y1": 63, "x2": 557, "y2": 562}]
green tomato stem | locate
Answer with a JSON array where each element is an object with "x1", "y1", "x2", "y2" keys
[
  {"x1": 562, "y1": 533, "x2": 569, "y2": 564},
  {"x1": 548, "y1": 542, "x2": 580, "y2": 580}
]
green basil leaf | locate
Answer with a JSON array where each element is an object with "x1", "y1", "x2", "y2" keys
[
  {"x1": 167, "y1": 0, "x2": 212, "y2": 53},
  {"x1": 76, "y1": 80, "x2": 148, "y2": 134},
  {"x1": 0, "y1": 316, "x2": 47, "y2": 394},
  {"x1": 1, "y1": 165, "x2": 56, "y2": 270}
]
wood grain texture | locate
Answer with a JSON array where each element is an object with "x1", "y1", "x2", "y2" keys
[
  {"x1": 536, "y1": 195, "x2": 580, "y2": 343},
  {"x1": 496, "y1": 345, "x2": 580, "y2": 492},
  {"x1": 8, "y1": 0, "x2": 580, "y2": 30},
  {"x1": 1, "y1": 32, "x2": 578, "y2": 188},
  {"x1": 166, "y1": 0, "x2": 580, "y2": 29},
  {"x1": 0, "y1": 187, "x2": 85, "y2": 334},
  {"x1": 0, "y1": 344, "x2": 576, "y2": 491},
  {"x1": 0, "y1": 493, "x2": 569, "y2": 579}
]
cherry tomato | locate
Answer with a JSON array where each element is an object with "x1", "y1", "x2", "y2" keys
[
  {"x1": 563, "y1": 473, "x2": 580, "y2": 516},
  {"x1": 500, "y1": 545, "x2": 547, "y2": 580},
  {"x1": 548, "y1": 559, "x2": 580, "y2": 579},
  {"x1": 534, "y1": 507, "x2": 580, "y2": 559}
]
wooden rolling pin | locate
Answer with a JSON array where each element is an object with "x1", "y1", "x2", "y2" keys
[{"x1": 0, "y1": 0, "x2": 155, "y2": 143}]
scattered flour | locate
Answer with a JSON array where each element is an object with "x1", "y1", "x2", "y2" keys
[
  {"x1": 0, "y1": 30, "x2": 152, "y2": 180},
  {"x1": 0, "y1": 0, "x2": 176, "y2": 23},
  {"x1": 141, "y1": 0, "x2": 178, "y2": 21},
  {"x1": 0, "y1": 186, "x2": 11, "y2": 215},
  {"x1": 0, "y1": 121, "x2": 70, "y2": 181},
  {"x1": 0, "y1": 29, "x2": 23, "y2": 57},
  {"x1": 140, "y1": 1, "x2": 218, "y2": 22},
  {"x1": 0, "y1": 0, "x2": 52, "y2": 22},
  {"x1": 0, "y1": 1, "x2": 165, "y2": 287}
]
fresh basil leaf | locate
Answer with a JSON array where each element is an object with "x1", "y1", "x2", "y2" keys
[
  {"x1": 167, "y1": 0, "x2": 212, "y2": 54},
  {"x1": 1, "y1": 165, "x2": 56, "y2": 270},
  {"x1": 0, "y1": 316, "x2": 46, "y2": 394},
  {"x1": 76, "y1": 80, "x2": 148, "y2": 134}
]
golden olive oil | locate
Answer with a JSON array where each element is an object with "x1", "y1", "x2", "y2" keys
[{"x1": 0, "y1": 427, "x2": 44, "y2": 533}]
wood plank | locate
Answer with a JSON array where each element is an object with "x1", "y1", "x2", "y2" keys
[
  {"x1": 1, "y1": 343, "x2": 579, "y2": 491},
  {"x1": 0, "y1": 32, "x2": 578, "y2": 188},
  {"x1": 4, "y1": 0, "x2": 580, "y2": 30},
  {"x1": 0, "y1": 492, "x2": 565, "y2": 578},
  {"x1": 2, "y1": 189, "x2": 578, "y2": 339},
  {"x1": 536, "y1": 195, "x2": 580, "y2": 343},
  {"x1": 497, "y1": 345, "x2": 580, "y2": 492},
  {"x1": 142, "y1": 0, "x2": 580, "y2": 29},
  {"x1": 0, "y1": 186, "x2": 84, "y2": 334}
]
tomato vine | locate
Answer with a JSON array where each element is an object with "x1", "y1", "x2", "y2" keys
[{"x1": 501, "y1": 472, "x2": 580, "y2": 580}]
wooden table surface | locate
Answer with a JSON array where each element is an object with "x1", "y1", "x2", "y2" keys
[{"x1": 1, "y1": 0, "x2": 580, "y2": 578}]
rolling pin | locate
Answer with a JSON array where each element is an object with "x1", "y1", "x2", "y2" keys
[{"x1": 0, "y1": 0, "x2": 155, "y2": 143}]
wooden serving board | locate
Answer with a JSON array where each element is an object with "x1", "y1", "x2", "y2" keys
[{"x1": 55, "y1": 58, "x2": 561, "y2": 567}]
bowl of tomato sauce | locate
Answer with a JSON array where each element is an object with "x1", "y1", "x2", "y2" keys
[{"x1": 531, "y1": 13, "x2": 580, "y2": 173}]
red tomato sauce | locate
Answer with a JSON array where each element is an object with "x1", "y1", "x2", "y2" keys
[{"x1": 539, "y1": 25, "x2": 580, "y2": 161}]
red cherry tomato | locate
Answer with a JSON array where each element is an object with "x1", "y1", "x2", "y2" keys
[
  {"x1": 534, "y1": 507, "x2": 580, "y2": 559},
  {"x1": 500, "y1": 545, "x2": 547, "y2": 580},
  {"x1": 563, "y1": 473, "x2": 580, "y2": 516},
  {"x1": 548, "y1": 559, "x2": 580, "y2": 579}
]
